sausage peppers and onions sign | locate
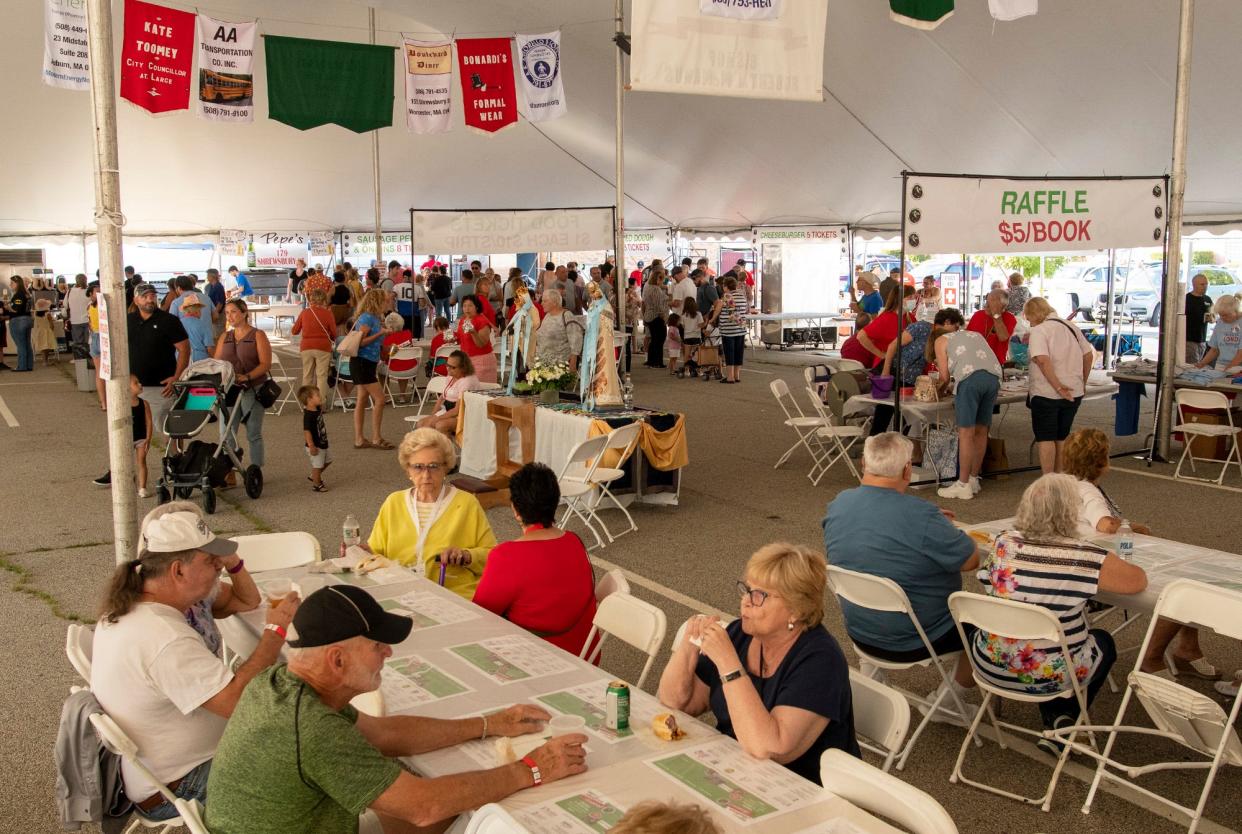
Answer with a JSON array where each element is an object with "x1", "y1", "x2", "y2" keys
[{"x1": 902, "y1": 175, "x2": 1167, "y2": 254}]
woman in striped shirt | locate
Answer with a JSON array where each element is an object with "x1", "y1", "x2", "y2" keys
[
  {"x1": 710, "y1": 275, "x2": 749, "y2": 384},
  {"x1": 971, "y1": 474, "x2": 1146, "y2": 752}
]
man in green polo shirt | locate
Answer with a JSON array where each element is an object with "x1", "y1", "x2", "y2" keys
[{"x1": 205, "y1": 585, "x2": 587, "y2": 833}]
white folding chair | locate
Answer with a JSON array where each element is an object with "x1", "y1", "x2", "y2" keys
[
  {"x1": 580, "y1": 591, "x2": 668, "y2": 688},
  {"x1": 465, "y1": 803, "x2": 530, "y2": 834},
  {"x1": 820, "y1": 749, "x2": 958, "y2": 834},
  {"x1": 65, "y1": 623, "x2": 93, "y2": 683},
  {"x1": 330, "y1": 355, "x2": 356, "y2": 413},
  {"x1": 89, "y1": 713, "x2": 210, "y2": 834},
  {"x1": 825, "y1": 565, "x2": 975, "y2": 771},
  {"x1": 594, "y1": 568, "x2": 630, "y2": 602},
  {"x1": 232, "y1": 531, "x2": 321, "y2": 572},
  {"x1": 556, "y1": 435, "x2": 610, "y2": 550},
  {"x1": 803, "y1": 387, "x2": 865, "y2": 483},
  {"x1": 586, "y1": 422, "x2": 642, "y2": 542},
  {"x1": 1073, "y1": 580, "x2": 1242, "y2": 834},
  {"x1": 383, "y1": 344, "x2": 424, "y2": 408},
  {"x1": 416, "y1": 374, "x2": 450, "y2": 416},
  {"x1": 849, "y1": 668, "x2": 911, "y2": 773},
  {"x1": 265, "y1": 351, "x2": 298, "y2": 416},
  {"x1": 946, "y1": 591, "x2": 1093, "y2": 811},
  {"x1": 770, "y1": 378, "x2": 829, "y2": 470},
  {"x1": 1173, "y1": 389, "x2": 1242, "y2": 485}
]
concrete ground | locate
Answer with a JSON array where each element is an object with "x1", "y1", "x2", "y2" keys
[{"x1": 1, "y1": 339, "x2": 1239, "y2": 834}]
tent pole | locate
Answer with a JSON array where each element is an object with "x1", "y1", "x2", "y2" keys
[
  {"x1": 85, "y1": 0, "x2": 137, "y2": 565},
  {"x1": 370, "y1": 7, "x2": 383, "y2": 268},
  {"x1": 1157, "y1": 0, "x2": 1195, "y2": 460},
  {"x1": 1103, "y1": 249, "x2": 1115, "y2": 369},
  {"x1": 613, "y1": 0, "x2": 626, "y2": 338}
]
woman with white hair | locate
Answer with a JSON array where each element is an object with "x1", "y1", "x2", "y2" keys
[
  {"x1": 972, "y1": 473, "x2": 1147, "y2": 754},
  {"x1": 1192, "y1": 294, "x2": 1242, "y2": 373},
  {"x1": 535, "y1": 288, "x2": 583, "y2": 370}
]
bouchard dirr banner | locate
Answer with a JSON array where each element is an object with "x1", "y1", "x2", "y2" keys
[{"x1": 403, "y1": 40, "x2": 452, "y2": 134}]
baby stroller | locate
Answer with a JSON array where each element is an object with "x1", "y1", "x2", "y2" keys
[
  {"x1": 157, "y1": 358, "x2": 263, "y2": 514},
  {"x1": 696, "y1": 323, "x2": 724, "y2": 381}
]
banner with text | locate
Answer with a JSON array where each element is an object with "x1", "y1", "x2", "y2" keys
[
  {"x1": 342, "y1": 232, "x2": 414, "y2": 263},
  {"x1": 630, "y1": 0, "x2": 826, "y2": 102},
  {"x1": 515, "y1": 31, "x2": 567, "y2": 123},
  {"x1": 218, "y1": 229, "x2": 248, "y2": 256},
  {"x1": 308, "y1": 232, "x2": 336, "y2": 260},
  {"x1": 250, "y1": 232, "x2": 310, "y2": 269},
  {"x1": 700, "y1": 0, "x2": 782, "y2": 21},
  {"x1": 903, "y1": 175, "x2": 1167, "y2": 255},
  {"x1": 413, "y1": 209, "x2": 614, "y2": 253},
  {"x1": 754, "y1": 226, "x2": 845, "y2": 247},
  {"x1": 121, "y1": 0, "x2": 195, "y2": 114},
  {"x1": 456, "y1": 38, "x2": 518, "y2": 133},
  {"x1": 43, "y1": 0, "x2": 91, "y2": 91},
  {"x1": 624, "y1": 229, "x2": 672, "y2": 271},
  {"x1": 404, "y1": 40, "x2": 452, "y2": 134},
  {"x1": 197, "y1": 15, "x2": 255, "y2": 122}
]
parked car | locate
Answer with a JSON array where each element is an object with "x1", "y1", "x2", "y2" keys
[
  {"x1": 911, "y1": 257, "x2": 1007, "y2": 310},
  {"x1": 1145, "y1": 266, "x2": 1242, "y2": 326},
  {"x1": 1044, "y1": 262, "x2": 1159, "y2": 322}
]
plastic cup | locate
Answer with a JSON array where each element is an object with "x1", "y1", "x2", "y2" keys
[
  {"x1": 547, "y1": 714, "x2": 586, "y2": 736},
  {"x1": 261, "y1": 578, "x2": 293, "y2": 607}
]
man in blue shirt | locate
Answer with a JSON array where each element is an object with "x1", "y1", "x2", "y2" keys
[
  {"x1": 204, "y1": 269, "x2": 227, "y2": 338},
  {"x1": 176, "y1": 295, "x2": 215, "y2": 361},
  {"x1": 226, "y1": 266, "x2": 253, "y2": 299},
  {"x1": 853, "y1": 270, "x2": 883, "y2": 323},
  {"x1": 822, "y1": 432, "x2": 979, "y2": 720}
]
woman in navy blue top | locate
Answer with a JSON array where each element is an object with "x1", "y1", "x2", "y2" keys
[{"x1": 658, "y1": 543, "x2": 859, "y2": 784}]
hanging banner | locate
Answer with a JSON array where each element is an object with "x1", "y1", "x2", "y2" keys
[
  {"x1": 308, "y1": 232, "x2": 336, "y2": 260},
  {"x1": 120, "y1": 0, "x2": 196, "y2": 114},
  {"x1": 412, "y1": 209, "x2": 614, "y2": 253},
  {"x1": 989, "y1": 0, "x2": 1037, "y2": 22},
  {"x1": 700, "y1": 0, "x2": 782, "y2": 21},
  {"x1": 342, "y1": 232, "x2": 414, "y2": 263},
  {"x1": 196, "y1": 15, "x2": 255, "y2": 123},
  {"x1": 218, "y1": 229, "x2": 248, "y2": 256},
  {"x1": 624, "y1": 230, "x2": 672, "y2": 271},
  {"x1": 250, "y1": 232, "x2": 310, "y2": 269},
  {"x1": 43, "y1": 0, "x2": 91, "y2": 91},
  {"x1": 890, "y1": 0, "x2": 954, "y2": 30},
  {"x1": 515, "y1": 31, "x2": 567, "y2": 123},
  {"x1": 903, "y1": 174, "x2": 1167, "y2": 255},
  {"x1": 265, "y1": 35, "x2": 395, "y2": 133},
  {"x1": 455, "y1": 38, "x2": 518, "y2": 134},
  {"x1": 939, "y1": 273, "x2": 961, "y2": 307},
  {"x1": 97, "y1": 294, "x2": 112, "y2": 380},
  {"x1": 630, "y1": 0, "x2": 826, "y2": 102},
  {"x1": 403, "y1": 40, "x2": 452, "y2": 134},
  {"x1": 754, "y1": 226, "x2": 845, "y2": 245}
]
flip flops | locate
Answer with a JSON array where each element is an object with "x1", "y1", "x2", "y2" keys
[{"x1": 372, "y1": 438, "x2": 395, "y2": 450}]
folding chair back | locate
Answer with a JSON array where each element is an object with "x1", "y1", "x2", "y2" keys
[
  {"x1": 949, "y1": 591, "x2": 1064, "y2": 646},
  {"x1": 604, "y1": 421, "x2": 642, "y2": 457},
  {"x1": 1128, "y1": 671, "x2": 1242, "y2": 764},
  {"x1": 418, "y1": 375, "x2": 450, "y2": 414},
  {"x1": 849, "y1": 668, "x2": 912, "y2": 773},
  {"x1": 769, "y1": 378, "x2": 806, "y2": 423},
  {"x1": 89, "y1": 712, "x2": 204, "y2": 831},
  {"x1": 558, "y1": 435, "x2": 609, "y2": 483},
  {"x1": 232, "y1": 532, "x2": 320, "y2": 572},
  {"x1": 594, "y1": 568, "x2": 630, "y2": 602},
  {"x1": 1176, "y1": 388, "x2": 1233, "y2": 416},
  {"x1": 826, "y1": 564, "x2": 914, "y2": 615},
  {"x1": 820, "y1": 749, "x2": 958, "y2": 834},
  {"x1": 580, "y1": 591, "x2": 667, "y2": 687},
  {"x1": 66, "y1": 624, "x2": 93, "y2": 683}
]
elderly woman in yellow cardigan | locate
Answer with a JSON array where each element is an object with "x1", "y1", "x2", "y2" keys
[{"x1": 363, "y1": 428, "x2": 496, "y2": 598}]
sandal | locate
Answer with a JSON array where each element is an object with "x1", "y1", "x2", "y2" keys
[
  {"x1": 372, "y1": 438, "x2": 395, "y2": 450},
  {"x1": 354, "y1": 439, "x2": 374, "y2": 449},
  {"x1": 311, "y1": 482, "x2": 328, "y2": 492}
]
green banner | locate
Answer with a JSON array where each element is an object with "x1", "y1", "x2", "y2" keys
[{"x1": 265, "y1": 35, "x2": 395, "y2": 133}]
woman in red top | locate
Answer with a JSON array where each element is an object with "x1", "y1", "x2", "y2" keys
[
  {"x1": 455, "y1": 295, "x2": 496, "y2": 383},
  {"x1": 290, "y1": 288, "x2": 337, "y2": 400},
  {"x1": 839, "y1": 285, "x2": 917, "y2": 369},
  {"x1": 473, "y1": 463, "x2": 599, "y2": 658},
  {"x1": 380, "y1": 312, "x2": 418, "y2": 403}
]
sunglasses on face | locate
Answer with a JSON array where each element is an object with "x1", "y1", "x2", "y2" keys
[{"x1": 737, "y1": 580, "x2": 774, "y2": 607}]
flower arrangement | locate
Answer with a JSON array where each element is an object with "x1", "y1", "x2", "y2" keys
[{"x1": 515, "y1": 360, "x2": 578, "y2": 394}]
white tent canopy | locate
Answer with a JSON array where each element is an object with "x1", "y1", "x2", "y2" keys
[{"x1": 5, "y1": 0, "x2": 1242, "y2": 236}]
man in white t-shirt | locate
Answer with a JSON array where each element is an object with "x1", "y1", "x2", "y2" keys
[
  {"x1": 668, "y1": 266, "x2": 696, "y2": 316},
  {"x1": 65, "y1": 273, "x2": 92, "y2": 356},
  {"x1": 1026, "y1": 299, "x2": 1095, "y2": 473},
  {"x1": 90, "y1": 512, "x2": 298, "y2": 822}
]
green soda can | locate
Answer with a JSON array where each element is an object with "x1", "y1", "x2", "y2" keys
[{"x1": 605, "y1": 680, "x2": 630, "y2": 732}]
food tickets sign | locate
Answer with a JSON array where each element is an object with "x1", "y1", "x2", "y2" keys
[
  {"x1": 121, "y1": 0, "x2": 195, "y2": 114},
  {"x1": 412, "y1": 209, "x2": 614, "y2": 253},
  {"x1": 902, "y1": 175, "x2": 1167, "y2": 255},
  {"x1": 455, "y1": 38, "x2": 518, "y2": 133}
]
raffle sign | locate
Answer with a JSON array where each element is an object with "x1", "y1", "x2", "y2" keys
[
  {"x1": 121, "y1": 0, "x2": 195, "y2": 114},
  {"x1": 196, "y1": 15, "x2": 256, "y2": 122},
  {"x1": 700, "y1": 0, "x2": 782, "y2": 20},
  {"x1": 515, "y1": 31, "x2": 567, "y2": 122},
  {"x1": 404, "y1": 40, "x2": 452, "y2": 134},
  {"x1": 903, "y1": 174, "x2": 1167, "y2": 255},
  {"x1": 455, "y1": 38, "x2": 518, "y2": 134},
  {"x1": 43, "y1": 0, "x2": 91, "y2": 91}
]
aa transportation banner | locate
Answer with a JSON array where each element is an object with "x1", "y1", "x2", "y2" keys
[
  {"x1": 455, "y1": 38, "x2": 518, "y2": 134},
  {"x1": 902, "y1": 174, "x2": 1167, "y2": 255},
  {"x1": 43, "y1": 0, "x2": 91, "y2": 91},
  {"x1": 515, "y1": 31, "x2": 567, "y2": 123},
  {"x1": 403, "y1": 40, "x2": 452, "y2": 134},
  {"x1": 197, "y1": 15, "x2": 256, "y2": 123},
  {"x1": 120, "y1": 0, "x2": 195, "y2": 114}
]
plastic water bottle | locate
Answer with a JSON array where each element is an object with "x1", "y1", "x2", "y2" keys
[
  {"x1": 621, "y1": 374, "x2": 634, "y2": 408},
  {"x1": 341, "y1": 514, "x2": 361, "y2": 557},
  {"x1": 1118, "y1": 522, "x2": 1134, "y2": 561}
]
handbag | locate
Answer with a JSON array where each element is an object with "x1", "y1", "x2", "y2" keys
[
  {"x1": 925, "y1": 426, "x2": 959, "y2": 484},
  {"x1": 913, "y1": 375, "x2": 939, "y2": 403},
  {"x1": 254, "y1": 376, "x2": 282, "y2": 408},
  {"x1": 337, "y1": 328, "x2": 363, "y2": 358}
]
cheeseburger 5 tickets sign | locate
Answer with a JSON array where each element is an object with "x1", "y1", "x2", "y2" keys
[{"x1": 902, "y1": 174, "x2": 1167, "y2": 255}]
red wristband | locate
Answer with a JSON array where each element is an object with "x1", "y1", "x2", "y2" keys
[
  {"x1": 521, "y1": 755, "x2": 543, "y2": 787},
  {"x1": 265, "y1": 623, "x2": 287, "y2": 640},
  {"x1": 226, "y1": 558, "x2": 245, "y2": 575}
]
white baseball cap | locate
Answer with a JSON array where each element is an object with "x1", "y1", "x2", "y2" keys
[{"x1": 143, "y1": 511, "x2": 237, "y2": 556}]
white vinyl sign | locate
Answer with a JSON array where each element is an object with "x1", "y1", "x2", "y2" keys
[
  {"x1": 412, "y1": 209, "x2": 614, "y2": 254},
  {"x1": 196, "y1": 15, "x2": 256, "y2": 123},
  {"x1": 903, "y1": 175, "x2": 1167, "y2": 255},
  {"x1": 43, "y1": 0, "x2": 91, "y2": 91},
  {"x1": 700, "y1": 0, "x2": 782, "y2": 21},
  {"x1": 754, "y1": 225, "x2": 845, "y2": 245},
  {"x1": 515, "y1": 31, "x2": 567, "y2": 122}
]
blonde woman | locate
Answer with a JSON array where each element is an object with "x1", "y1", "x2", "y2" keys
[{"x1": 349, "y1": 288, "x2": 392, "y2": 449}]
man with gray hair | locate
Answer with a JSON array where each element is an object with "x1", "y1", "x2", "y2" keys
[
  {"x1": 535, "y1": 287, "x2": 583, "y2": 371},
  {"x1": 822, "y1": 433, "x2": 980, "y2": 721}
]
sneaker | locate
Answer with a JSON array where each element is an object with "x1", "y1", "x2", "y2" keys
[
  {"x1": 916, "y1": 679, "x2": 975, "y2": 728},
  {"x1": 93, "y1": 471, "x2": 111, "y2": 486},
  {"x1": 969, "y1": 475, "x2": 982, "y2": 495},
  {"x1": 1036, "y1": 715, "x2": 1074, "y2": 757},
  {"x1": 1215, "y1": 674, "x2": 1241, "y2": 697},
  {"x1": 137, "y1": 488, "x2": 149, "y2": 498},
  {"x1": 937, "y1": 480, "x2": 974, "y2": 500}
]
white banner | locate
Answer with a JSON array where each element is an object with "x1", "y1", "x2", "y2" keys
[
  {"x1": 624, "y1": 229, "x2": 672, "y2": 271},
  {"x1": 754, "y1": 225, "x2": 845, "y2": 245},
  {"x1": 515, "y1": 31, "x2": 567, "y2": 123},
  {"x1": 412, "y1": 209, "x2": 614, "y2": 253},
  {"x1": 403, "y1": 40, "x2": 452, "y2": 134},
  {"x1": 308, "y1": 231, "x2": 336, "y2": 260},
  {"x1": 700, "y1": 0, "x2": 782, "y2": 21},
  {"x1": 631, "y1": 0, "x2": 827, "y2": 102},
  {"x1": 43, "y1": 0, "x2": 91, "y2": 91},
  {"x1": 341, "y1": 232, "x2": 415, "y2": 263},
  {"x1": 250, "y1": 232, "x2": 310, "y2": 269},
  {"x1": 903, "y1": 175, "x2": 1167, "y2": 255},
  {"x1": 218, "y1": 229, "x2": 247, "y2": 257},
  {"x1": 97, "y1": 294, "x2": 112, "y2": 380},
  {"x1": 196, "y1": 15, "x2": 256, "y2": 123}
]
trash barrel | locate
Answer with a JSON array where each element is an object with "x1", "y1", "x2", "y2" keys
[{"x1": 74, "y1": 358, "x2": 93, "y2": 392}]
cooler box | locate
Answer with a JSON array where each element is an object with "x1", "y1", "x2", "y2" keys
[{"x1": 1176, "y1": 406, "x2": 1237, "y2": 461}]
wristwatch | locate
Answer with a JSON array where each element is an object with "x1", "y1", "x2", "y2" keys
[
  {"x1": 520, "y1": 755, "x2": 543, "y2": 786},
  {"x1": 721, "y1": 668, "x2": 745, "y2": 684}
]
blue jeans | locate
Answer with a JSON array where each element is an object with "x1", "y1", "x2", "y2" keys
[
  {"x1": 135, "y1": 758, "x2": 211, "y2": 821},
  {"x1": 10, "y1": 315, "x2": 33, "y2": 370},
  {"x1": 231, "y1": 388, "x2": 265, "y2": 466},
  {"x1": 434, "y1": 297, "x2": 453, "y2": 323}
]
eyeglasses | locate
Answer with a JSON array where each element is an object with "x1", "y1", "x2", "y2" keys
[
  {"x1": 408, "y1": 463, "x2": 443, "y2": 473},
  {"x1": 736, "y1": 580, "x2": 774, "y2": 607}
]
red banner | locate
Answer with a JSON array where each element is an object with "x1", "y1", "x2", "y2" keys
[
  {"x1": 120, "y1": 0, "x2": 195, "y2": 114},
  {"x1": 455, "y1": 38, "x2": 517, "y2": 134}
]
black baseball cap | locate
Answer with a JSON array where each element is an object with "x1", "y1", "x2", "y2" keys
[{"x1": 288, "y1": 585, "x2": 412, "y2": 648}]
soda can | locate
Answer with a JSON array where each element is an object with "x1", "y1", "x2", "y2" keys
[{"x1": 605, "y1": 680, "x2": 630, "y2": 732}]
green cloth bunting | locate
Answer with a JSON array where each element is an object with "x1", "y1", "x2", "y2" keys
[
  {"x1": 890, "y1": 0, "x2": 954, "y2": 30},
  {"x1": 264, "y1": 35, "x2": 395, "y2": 133}
]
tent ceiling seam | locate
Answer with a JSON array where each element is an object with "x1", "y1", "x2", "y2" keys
[{"x1": 819, "y1": 84, "x2": 911, "y2": 171}]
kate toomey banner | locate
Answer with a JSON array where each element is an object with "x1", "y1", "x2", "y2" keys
[
  {"x1": 630, "y1": 0, "x2": 827, "y2": 102},
  {"x1": 197, "y1": 15, "x2": 256, "y2": 123},
  {"x1": 43, "y1": 0, "x2": 91, "y2": 91},
  {"x1": 455, "y1": 38, "x2": 518, "y2": 134},
  {"x1": 404, "y1": 40, "x2": 452, "y2": 133},
  {"x1": 120, "y1": 0, "x2": 195, "y2": 114},
  {"x1": 515, "y1": 31, "x2": 567, "y2": 123},
  {"x1": 700, "y1": 0, "x2": 782, "y2": 21},
  {"x1": 902, "y1": 175, "x2": 1167, "y2": 255}
]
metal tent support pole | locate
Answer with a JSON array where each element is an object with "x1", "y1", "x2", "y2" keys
[
  {"x1": 85, "y1": 0, "x2": 137, "y2": 565},
  {"x1": 1103, "y1": 249, "x2": 1116, "y2": 369},
  {"x1": 1157, "y1": 0, "x2": 1195, "y2": 461},
  {"x1": 370, "y1": 7, "x2": 383, "y2": 268},
  {"x1": 613, "y1": 0, "x2": 626, "y2": 334},
  {"x1": 895, "y1": 175, "x2": 908, "y2": 433}
]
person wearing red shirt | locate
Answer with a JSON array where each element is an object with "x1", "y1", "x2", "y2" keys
[
  {"x1": 967, "y1": 289, "x2": 1016, "y2": 366},
  {"x1": 839, "y1": 285, "x2": 917, "y2": 369},
  {"x1": 290, "y1": 288, "x2": 338, "y2": 400},
  {"x1": 473, "y1": 463, "x2": 599, "y2": 658},
  {"x1": 427, "y1": 316, "x2": 451, "y2": 377},
  {"x1": 380, "y1": 312, "x2": 418, "y2": 403},
  {"x1": 454, "y1": 295, "x2": 496, "y2": 382}
]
